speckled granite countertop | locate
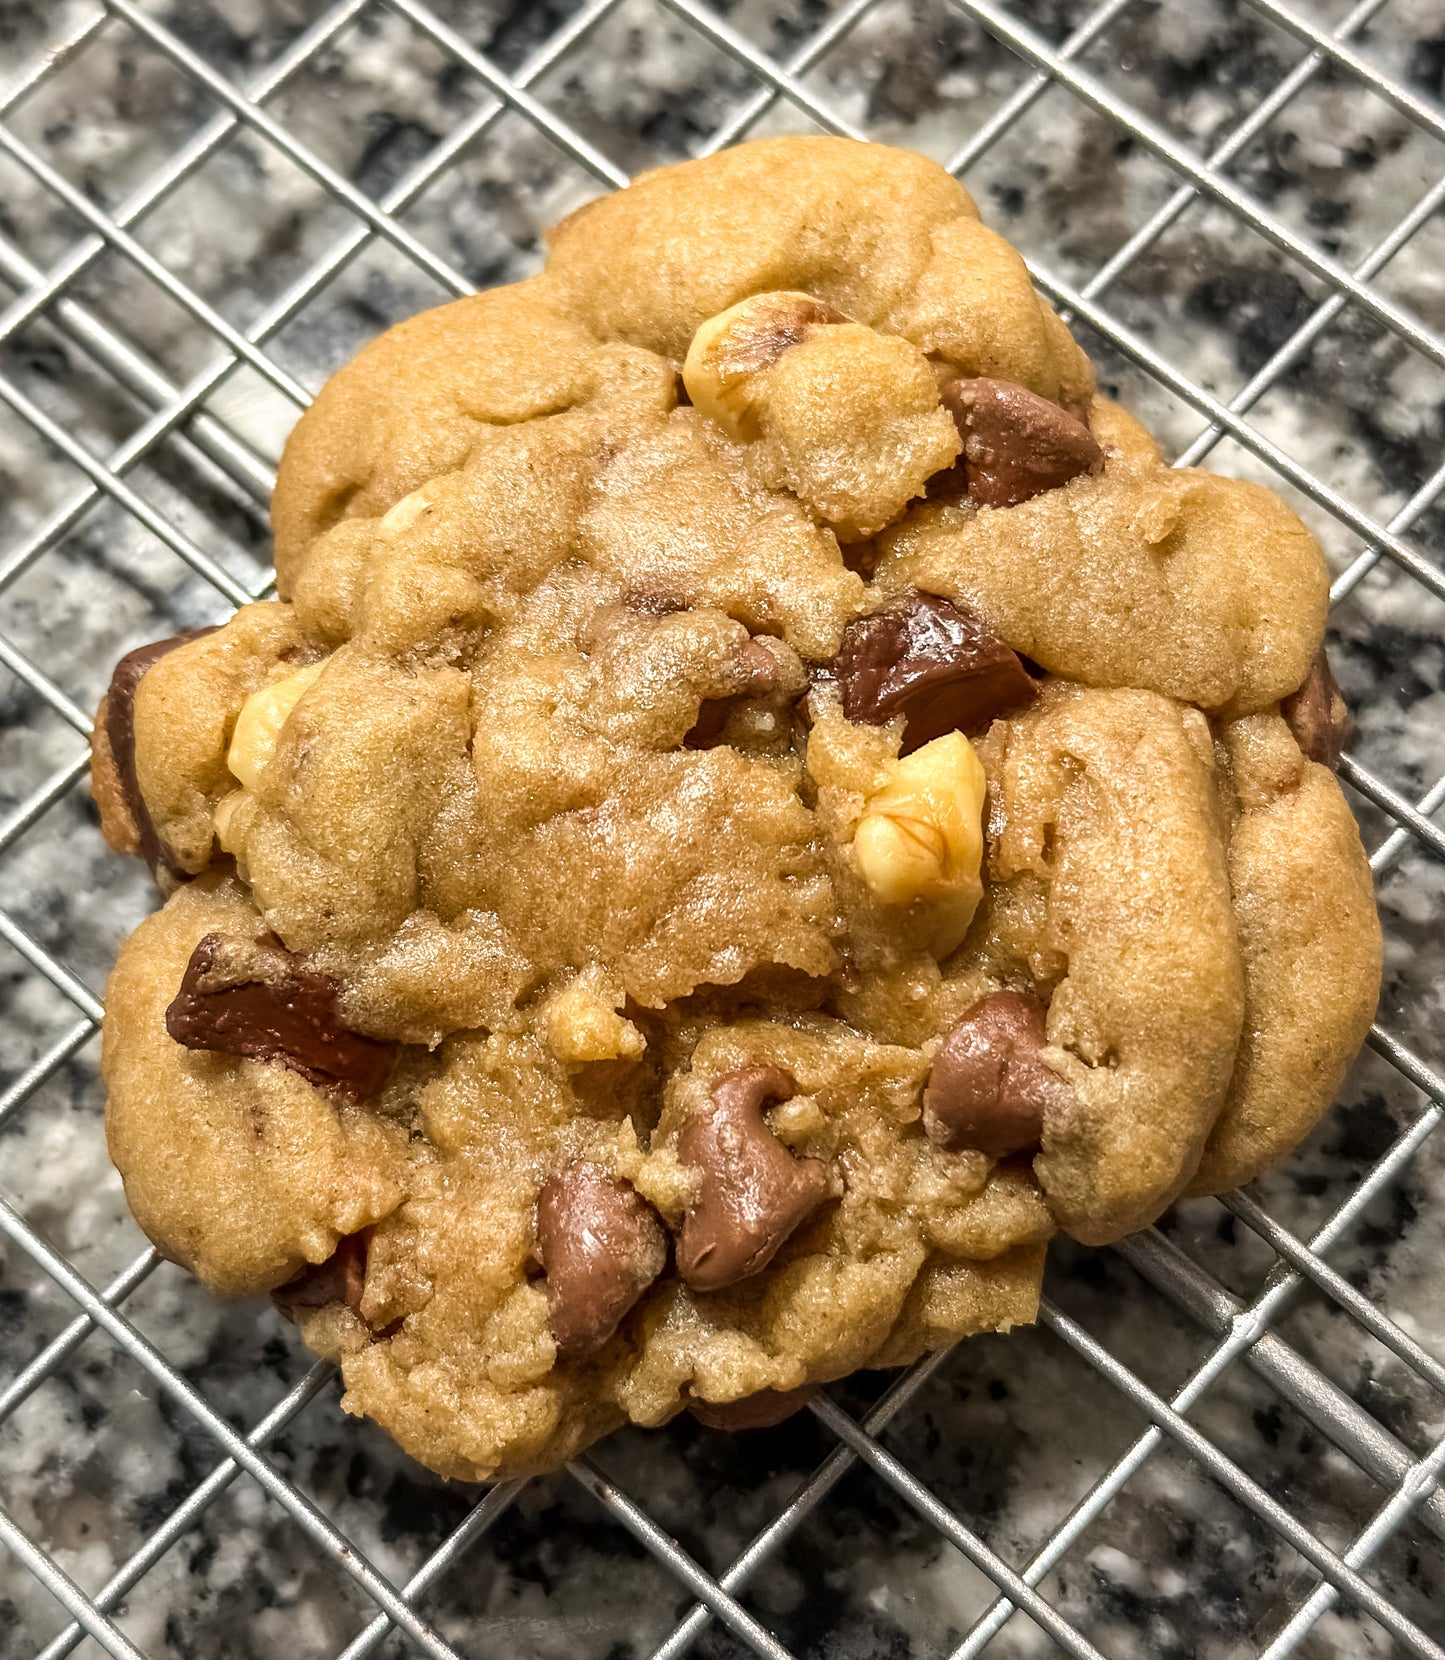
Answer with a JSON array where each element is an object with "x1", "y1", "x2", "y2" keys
[{"x1": 0, "y1": 2, "x2": 1442, "y2": 1657}]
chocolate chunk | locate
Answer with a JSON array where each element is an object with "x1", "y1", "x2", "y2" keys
[
  {"x1": 623, "y1": 588, "x2": 690, "y2": 616},
  {"x1": 102, "y1": 627, "x2": 217, "y2": 872},
  {"x1": 272, "y1": 1230, "x2": 369, "y2": 1322},
  {"x1": 934, "y1": 378, "x2": 1103, "y2": 509},
  {"x1": 677, "y1": 1064, "x2": 831, "y2": 1292},
  {"x1": 1281, "y1": 647, "x2": 1351, "y2": 770},
  {"x1": 536, "y1": 1162, "x2": 667, "y2": 1363},
  {"x1": 684, "y1": 700, "x2": 737, "y2": 750},
  {"x1": 685, "y1": 638, "x2": 781, "y2": 749},
  {"x1": 923, "y1": 990, "x2": 1070, "y2": 1157},
  {"x1": 166, "y1": 932, "x2": 395, "y2": 1100},
  {"x1": 689, "y1": 1383, "x2": 817, "y2": 1431},
  {"x1": 834, "y1": 590, "x2": 1038, "y2": 751}
]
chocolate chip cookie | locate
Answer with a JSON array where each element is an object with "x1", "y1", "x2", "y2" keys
[{"x1": 94, "y1": 137, "x2": 1381, "y2": 1481}]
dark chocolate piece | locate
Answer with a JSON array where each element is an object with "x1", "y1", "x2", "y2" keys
[
  {"x1": 834, "y1": 590, "x2": 1037, "y2": 751},
  {"x1": 272, "y1": 1231, "x2": 369, "y2": 1322},
  {"x1": 103, "y1": 627, "x2": 217, "y2": 872},
  {"x1": 1280, "y1": 648, "x2": 1350, "y2": 770},
  {"x1": 166, "y1": 932, "x2": 395, "y2": 1100},
  {"x1": 934, "y1": 377, "x2": 1103, "y2": 509},
  {"x1": 685, "y1": 638, "x2": 781, "y2": 749},
  {"x1": 689, "y1": 1384, "x2": 817, "y2": 1430}
]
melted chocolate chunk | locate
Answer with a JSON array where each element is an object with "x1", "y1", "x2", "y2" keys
[
  {"x1": 933, "y1": 378, "x2": 1103, "y2": 509},
  {"x1": 104, "y1": 628, "x2": 217, "y2": 872},
  {"x1": 677, "y1": 1064, "x2": 830, "y2": 1292},
  {"x1": 272, "y1": 1231, "x2": 369, "y2": 1322},
  {"x1": 684, "y1": 698, "x2": 738, "y2": 750},
  {"x1": 684, "y1": 638, "x2": 781, "y2": 749},
  {"x1": 834, "y1": 590, "x2": 1038, "y2": 751},
  {"x1": 166, "y1": 932, "x2": 395, "y2": 1100},
  {"x1": 537, "y1": 1162, "x2": 667, "y2": 1364},
  {"x1": 923, "y1": 990, "x2": 1070, "y2": 1158},
  {"x1": 689, "y1": 1384, "x2": 817, "y2": 1430},
  {"x1": 622, "y1": 588, "x2": 690, "y2": 616},
  {"x1": 1281, "y1": 647, "x2": 1351, "y2": 770}
]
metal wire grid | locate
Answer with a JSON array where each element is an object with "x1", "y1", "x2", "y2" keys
[{"x1": 0, "y1": 0, "x2": 1439, "y2": 1655}]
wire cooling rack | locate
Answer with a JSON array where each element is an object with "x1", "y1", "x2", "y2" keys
[{"x1": 0, "y1": 1, "x2": 1442, "y2": 1656}]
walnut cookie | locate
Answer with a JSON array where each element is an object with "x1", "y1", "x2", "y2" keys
[{"x1": 92, "y1": 137, "x2": 1381, "y2": 1481}]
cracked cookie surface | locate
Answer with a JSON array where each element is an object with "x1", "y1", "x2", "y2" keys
[{"x1": 95, "y1": 137, "x2": 1380, "y2": 1481}]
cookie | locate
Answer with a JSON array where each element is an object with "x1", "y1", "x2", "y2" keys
[{"x1": 94, "y1": 137, "x2": 1380, "y2": 1481}]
